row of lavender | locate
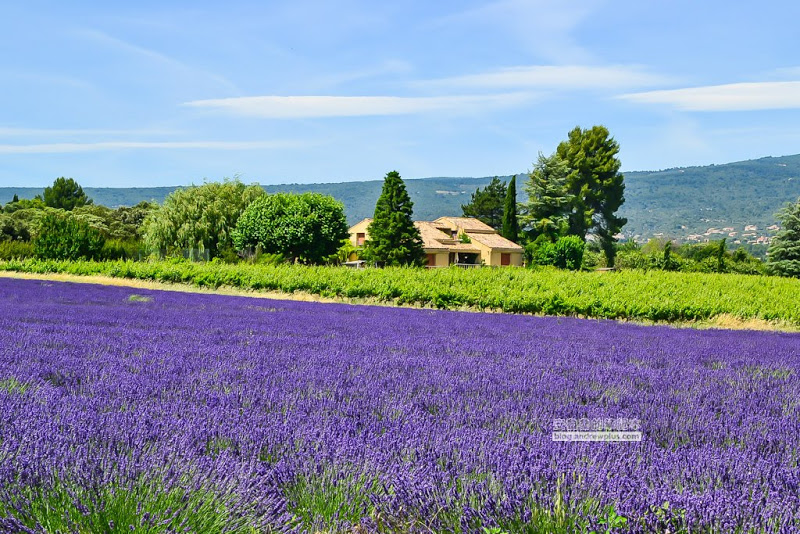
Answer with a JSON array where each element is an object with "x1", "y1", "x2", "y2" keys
[{"x1": 0, "y1": 278, "x2": 798, "y2": 533}]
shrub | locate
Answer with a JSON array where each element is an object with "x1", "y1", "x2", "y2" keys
[
  {"x1": 660, "y1": 242, "x2": 680, "y2": 271},
  {"x1": 582, "y1": 248, "x2": 604, "y2": 269},
  {"x1": 100, "y1": 239, "x2": 144, "y2": 261},
  {"x1": 614, "y1": 249, "x2": 654, "y2": 270},
  {"x1": 0, "y1": 240, "x2": 34, "y2": 260},
  {"x1": 33, "y1": 213, "x2": 105, "y2": 260},
  {"x1": 529, "y1": 235, "x2": 585, "y2": 270},
  {"x1": 553, "y1": 236, "x2": 585, "y2": 270}
]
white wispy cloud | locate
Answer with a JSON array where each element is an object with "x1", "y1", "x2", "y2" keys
[
  {"x1": 416, "y1": 65, "x2": 669, "y2": 90},
  {"x1": 0, "y1": 140, "x2": 302, "y2": 154},
  {"x1": 619, "y1": 81, "x2": 800, "y2": 111},
  {"x1": 75, "y1": 29, "x2": 240, "y2": 94},
  {"x1": 184, "y1": 94, "x2": 533, "y2": 118},
  {"x1": 0, "y1": 127, "x2": 181, "y2": 137}
]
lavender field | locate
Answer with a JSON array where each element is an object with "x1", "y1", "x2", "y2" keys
[{"x1": 1, "y1": 278, "x2": 799, "y2": 533}]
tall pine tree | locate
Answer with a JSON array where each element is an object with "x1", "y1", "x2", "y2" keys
[
  {"x1": 461, "y1": 177, "x2": 507, "y2": 230},
  {"x1": 768, "y1": 198, "x2": 800, "y2": 277},
  {"x1": 501, "y1": 175, "x2": 519, "y2": 242},
  {"x1": 519, "y1": 152, "x2": 572, "y2": 242},
  {"x1": 42, "y1": 177, "x2": 92, "y2": 211},
  {"x1": 556, "y1": 125, "x2": 626, "y2": 266},
  {"x1": 364, "y1": 171, "x2": 425, "y2": 267}
]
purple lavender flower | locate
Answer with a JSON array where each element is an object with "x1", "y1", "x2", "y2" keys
[{"x1": 0, "y1": 277, "x2": 798, "y2": 532}]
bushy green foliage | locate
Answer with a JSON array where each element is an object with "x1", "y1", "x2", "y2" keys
[
  {"x1": 1, "y1": 200, "x2": 153, "y2": 259},
  {"x1": 363, "y1": 171, "x2": 425, "y2": 267},
  {"x1": 581, "y1": 247, "x2": 604, "y2": 269},
  {"x1": 233, "y1": 192, "x2": 349, "y2": 264},
  {"x1": 143, "y1": 180, "x2": 264, "y2": 259},
  {"x1": 528, "y1": 235, "x2": 585, "y2": 270},
  {"x1": 0, "y1": 207, "x2": 64, "y2": 242},
  {"x1": 112, "y1": 202, "x2": 156, "y2": 240},
  {"x1": 660, "y1": 242, "x2": 680, "y2": 271},
  {"x1": 73, "y1": 202, "x2": 155, "y2": 241},
  {"x1": 768, "y1": 198, "x2": 800, "y2": 277},
  {"x1": 3, "y1": 258, "x2": 800, "y2": 325},
  {"x1": 326, "y1": 239, "x2": 357, "y2": 265},
  {"x1": 100, "y1": 239, "x2": 145, "y2": 261},
  {"x1": 42, "y1": 177, "x2": 92, "y2": 210},
  {"x1": 0, "y1": 212, "x2": 31, "y2": 242},
  {"x1": 616, "y1": 239, "x2": 766, "y2": 275},
  {"x1": 32, "y1": 213, "x2": 105, "y2": 260},
  {"x1": 3, "y1": 196, "x2": 45, "y2": 213},
  {"x1": 461, "y1": 177, "x2": 506, "y2": 230},
  {"x1": 0, "y1": 240, "x2": 34, "y2": 260}
]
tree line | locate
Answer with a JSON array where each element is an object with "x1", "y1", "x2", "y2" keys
[
  {"x1": 460, "y1": 125, "x2": 626, "y2": 267},
  {"x1": 2, "y1": 124, "x2": 799, "y2": 277}
]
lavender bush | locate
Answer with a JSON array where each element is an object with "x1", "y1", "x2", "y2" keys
[{"x1": 0, "y1": 278, "x2": 798, "y2": 533}]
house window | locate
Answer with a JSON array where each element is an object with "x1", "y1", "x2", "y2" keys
[
  {"x1": 426, "y1": 253, "x2": 437, "y2": 267},
  {"x1": 356, "y1": 232, "x2": 365, "y2": 246},
  {"x1": 501, "y1": 253, "x2": 511, "y2": 266}
]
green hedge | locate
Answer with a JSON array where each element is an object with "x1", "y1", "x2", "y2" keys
[{"x1": 2, "y1": 259, "x2": 800, "y2": 325}]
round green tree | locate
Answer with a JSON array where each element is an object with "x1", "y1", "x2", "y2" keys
[
  {"x1": 233, "y1": 192, "x2": 349, "y2": 264},
  {"x1": 33, "y1": 212, "x2": 105, "y2": 260}
]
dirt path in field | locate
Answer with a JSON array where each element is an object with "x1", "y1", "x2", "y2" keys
[
  {"x1": 0, "y1": 270, "x2": 343, "y2": 303},
  {"x1": 1, "y1": 270, "x2": 797, "y2": 333}
]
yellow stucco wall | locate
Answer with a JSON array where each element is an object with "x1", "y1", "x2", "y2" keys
[
  {"x1": 348, "y1": 219, "x2": 371, "y2": 247},
  {"x1": 488, "y1": 251, "x2": 524, "y2": 266},
  {"x1": 425, "y1": 251, "x2": 450, "y2": 268}
]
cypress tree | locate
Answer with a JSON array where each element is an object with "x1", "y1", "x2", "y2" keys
[
  {"x1": 501, "y1": 175, "x2": 519, "y2": 242},
  {"x1": 364, "y1": 170, "x2": 425, "y2": 267}
]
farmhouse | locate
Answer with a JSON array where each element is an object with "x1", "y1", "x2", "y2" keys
[{"x1": 348, "y1": 216, "x2": 524, "y2": 267}]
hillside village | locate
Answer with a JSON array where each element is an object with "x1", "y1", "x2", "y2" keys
[{"x1": 657, "y1": 223, "x2": 780, "y2": 246}]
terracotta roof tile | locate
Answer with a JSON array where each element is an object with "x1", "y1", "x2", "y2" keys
[
  {"x1": 414, "y1": 221, "x2": 454, "y2": 250},
  {"x1": 433, "y1": 216, "x2": 496, "y2": 233},
  {"x1": 467, "y1": 232, "x2": 523, "y2": 251}
]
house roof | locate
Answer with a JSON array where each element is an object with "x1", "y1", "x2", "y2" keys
[
  {"x1": 349, "y1": 217, "x2": 516, "y2": 254},
  {"x1": 467, "y1": 231, "x2": 524, "y2": 251},
  {"x1": 414, "y1": 221, "x2": 455, "y2": 251},
  {"x1": 433, "y1": 216, "x2": 496, "y2": 233},
  {"x1": 448, "y1": 242, "x2": 481, "y2": 253},
  {"x1": 348, "y1": 218, "x2": 372, "y2": 232}
]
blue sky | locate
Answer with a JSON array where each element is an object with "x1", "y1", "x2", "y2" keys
[{"x1": 2, "y1": 0, "x2": 799, "y2": 187}]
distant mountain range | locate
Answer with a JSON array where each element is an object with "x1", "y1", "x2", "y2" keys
[{"x1": 3, "y1": 154, "x2": 800, "y2": 243}]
